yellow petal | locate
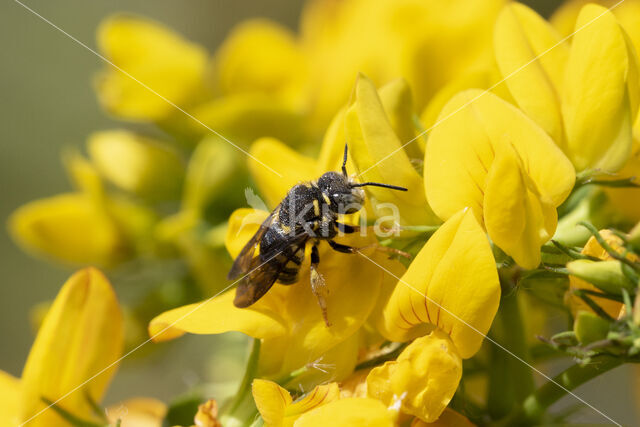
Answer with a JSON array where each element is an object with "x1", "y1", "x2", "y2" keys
[
  {"x1": 248, "y1": 138, "x2": 317, "y2": 209},
  {"x1": 190, "y1": 93, "x2": 305, "y2": 145},
  {"x1": 19, "y1": 268, "x2": 123, "y2": 426},
  {"x1": 252, "y1": 379, "x2": 293, "y2": 427},
  {"x1": 552, "y1": 1, "x2": 640, "y2": 63},
  {"x1": 316, "y1": 108, "x2": 352, "y2": 173},
  {"x1": 258, "y1": 233, "x2": 386, "y2": 376},
  {"x1": 96, "y1": 15, "x2": 207, "y2": 121},
  {"x1": 88, "y1": 130, "x2": 184, "y2": 199},
  {"x1": 494, "y1": 3, "x2": 568, "y2": 144},
  {"x1": 147, "y1": 290, "x2": 288, "y2": 343},
  {"x1": 378, "y1": 78, "x2": 424, "y2": 160},
  {"x1": 367, "y1": 330, "x2": 462, "y2": 423},
  {"x1": 252, "y1": 379, "x2": 339, "y2": 427},
  {"x1": 225, "y1": 208, "x2": 270, "y2": 259},
  {"x1": 106, "y1": 397, "x2": 167, "y2": 427},
  {"x1": 483, "y1": 146, "x2": 557, "y2": 268},
  {"x1": 0, "y1": 370, "x2": 20, "y2": 427},
  {"x1": 562, "y1": 4, "x2": 637, "y2": 172},
  {"x1": 380, "y1": 209, "x2": 500, "y2": 358},
  {"x1": 63, "y1": 150, "x2": 105, "y2": 200},
  {"x1": 552, "y1": 2, "x2": 640, "y2": 123},
  {"x1": 281, "y1": 331, "x2": 360, "y2": 391},
  {"x1": 287, "y1": 383, "x2": 340, "y2": 418},
  {"x1": 299, "y1": 0, "x2": 504, "y2": 127},
  {"x1": 214, "y1": 19, "x2": 306, "y2": 105},
  {"x1": 347, "y1": 74, "x2": 436, "y2": 225},
  {"x1": 194, "y1": 399, "x2": 223, "y2": 427},
  {"x1": 8, "y1": 193, "x2": 125, "y2": 267},
  {"x1": 424, "y1": 90, "x2": 575, "y2": 266},
  {"x1": 420, "y1": 68, "x2": 506, "y2": 131},
  {"x1": 294, "y1": 397, "x2": 394, "y2": 427}
]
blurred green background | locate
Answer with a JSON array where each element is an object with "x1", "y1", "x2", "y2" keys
[{"x1": 1, "y1": 0, "x2": 638, "y2": 424}]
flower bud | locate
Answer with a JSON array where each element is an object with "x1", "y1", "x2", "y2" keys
[{"x1": 567, "y1": 259, "x2": 635, "y2": 295}]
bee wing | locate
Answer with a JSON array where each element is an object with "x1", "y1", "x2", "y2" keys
[
  {"x1": 233, "y1": 234, "x2": 309, "y2": 308},
  {"x1": 227, "y1": 209, "x2": 277, "y2": 280},
  {"x1": 232, "y1": 256, "x2": 281, "y2": 307}
]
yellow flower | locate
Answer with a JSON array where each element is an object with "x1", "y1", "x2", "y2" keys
[
  {"x1": 252, "y1": 374, "x2": 473, "y2": 427},
  {"x1": 346, "y1": 75, "x2": 439, "y2": 227},
  {"x1": 193, "y1": 399, "x2": 223, "y2": 427},
  {"x1": 8, "y1": 193, "x2": 126, "y2": 267},
  {"x1": 252, "y1": 379, "x2": 340, "y2": 427},
  {"x1": 378, "y1": 209, "x2": 500, "y2": 356},
  {"x1": 8, "y1": 150, "x2": 158, "y2": 268},
  {"x1": 300, "y1": 0, "x2": 505, "y2": 128},
  {"x1": 253, "y1": 378, "x2": 396, "y2": 427},
  {"x1": 88, "y1": 130, "x2": 185, "y2": 200},
  {"x1": 567, "y1": 230, "x2": 639, "y2": 318},
  {"x1": 0, "y1": 268, "x2": 123, "y2": 426},
  {"x1": 494, "y1": 3, "x2": 639, "y2": 172},
  {"x1": 367, "y1": 331, "x2": 462, "y2": 423},
  {"x1": 419, "y1": 67, "x2": 513, "y2": 131},
  {"x1": 96, "y1": 15, "x2": 208, "y2": 122},
  {"x1": 189, "y1": 19, "x2": 310, "y2": 144},
  {"x1": 366, "y1": 209, "x2": 499, "y2": 422},
  {"x1": 213, "y1": 20, "x2": 307, "y2": 108},
  {"x1": 425, "y1": 90, "x2": 575, "y2": 269}
]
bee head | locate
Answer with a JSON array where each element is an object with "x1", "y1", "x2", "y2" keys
[
  {"x1": 318, "y1": 171, "x2": 365, "y2": 214},
  {"x1": 317, "y1": 144, "x2": 409, "y2": 215}
]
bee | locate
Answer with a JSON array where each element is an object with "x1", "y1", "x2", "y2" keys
[{"x1": 227, "y1": 145, "x2": 407, "y2": 326}]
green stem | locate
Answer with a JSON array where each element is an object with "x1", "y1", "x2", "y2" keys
[
  {"x1": 399, "y1": 225, "x2": 440, "y2": 233},
  {"x1": 518, "y1": 357, "x2": 622, "y2": 424},
  {"x1": 273, "y1": 365, "x2": 310, "y2": 388},
  {"x1": 488, "y1": 291, "x2": 535, "y2": 419},
  {"x1": 222, "y1": 338, "x2": 261, "y2": 426}
]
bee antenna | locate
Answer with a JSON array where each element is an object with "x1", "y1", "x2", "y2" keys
[
  {"x1": 351, "y1": 182, "x2": 408, "y2": 191},
  {"x1": 342, "y1": 144, "x2": 348, "y2": 176}
]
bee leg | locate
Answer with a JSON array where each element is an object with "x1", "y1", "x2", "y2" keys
[
  {"x1": 329, "y1": 239, "x2": 411, "y2": 259},
  {"x1": 310, "y1": 244, "x2": 331, "y2": 327},
  {"x1": 335, "y1": 222, "x2": 359, "y2": 234},
  {"x1": 328, "y1": 239, "x2": 357, "y2": 254}
]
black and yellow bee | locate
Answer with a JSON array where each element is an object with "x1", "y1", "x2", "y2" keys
[{"x1": 227, "y1": 145, "x2": 407, "y2": 326}]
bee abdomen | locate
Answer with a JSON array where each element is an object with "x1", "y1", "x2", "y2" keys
[{"x1": 275, "y1": 246, "x2": 304, "y2": 285}]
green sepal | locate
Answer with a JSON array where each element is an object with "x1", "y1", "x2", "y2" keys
[{"x1": 574, "y1": 311, "x2": 610, "y2": 345}]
